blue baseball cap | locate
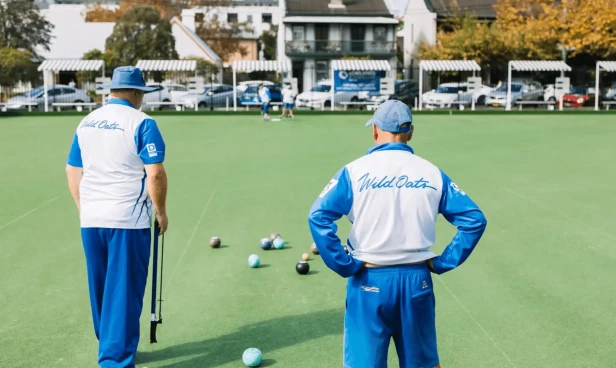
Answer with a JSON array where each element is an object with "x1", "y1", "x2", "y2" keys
[
  {"x1": 98, "y1": 66, "x2": 156, "y2": 92},
  {"x1": 365, "y1": 99, "x2": 413, "y2": 133}
]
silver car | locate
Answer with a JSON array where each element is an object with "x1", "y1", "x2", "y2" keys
[
  {"x1": 5, "y1": 85, "x2": 92, "y2": 110},
  {"x1": 485, "y1": 80, "x2": 544, "y2": 107},
  {"x1": 177, "y1": 84, "x2": 236, "y2": 109}
]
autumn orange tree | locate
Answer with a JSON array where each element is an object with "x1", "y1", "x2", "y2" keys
[
  {"x1": 419, "y1": 0, "x2": 616, "y2": 66},
  {"x1": 85, "y1": 0, "x2": 180, "y2": 22}
]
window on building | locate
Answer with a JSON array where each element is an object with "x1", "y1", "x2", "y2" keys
[
  {"x1": 247, "y1": 15, "x2": 253, "y2": 23},
  {"x1": 262, "y1": 13, "x2": 272, "y2": 23},
  {"x1": 374, "y1": 26, "x2": 386, "y2": 41},
  {"x1": 316, "y1": 60, "x2": 329, "y2": 82},
  {"x1": 292, "y1": 26, "x2": 304, "y2": 40},
  {"x1": 228, "y1": 13, "x2": 238, "y2": 23},
  {"x1": 195, "y1": 12, "x2": 204, "y2": 23}
]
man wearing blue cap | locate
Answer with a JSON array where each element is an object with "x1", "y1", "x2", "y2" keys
[
  {"x1": 308, "y1": 100, "x2": 487, "y2": 368},
  {"x1": 65, "y1": 66, "x2": 168, "y2": 367}
]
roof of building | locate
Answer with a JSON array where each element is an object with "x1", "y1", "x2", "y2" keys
[
  {"x1": 36, "y1": 5, "x2": 221, "y2": 64},
  {"x1": 331, "y1": 59, "x2": 392, "y2": 71},
  {"x1": 285, "y1": 0, "x2": 392, "y2": 16},
  {"x1": 38, "y1": 59, "x2": 105, "y2": 71},
  {"x1": 424, "y1": 0, "x2": 497, "y2": 19}
]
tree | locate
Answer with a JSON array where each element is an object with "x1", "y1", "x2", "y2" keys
[
  {"x1": 0, "y1": 48, "x2": 38, "y2": 99},
  {"x1": 195, "y1": 19, "x2": 251, "y2": 62},
  {"x1": 418, "y1": 0, "x2": 616, "y2": 69},
  {"x1": 105, "y1": 6, "x2": 178, "y2": 67},
  {"x1": 493, "y1": 0, "x2": 616, "y2": 59},
  {"x1": 259, "y1": 25, "x2": 278, "y2": 60},
  {"x1": 86, "y1": 0, "x2": 181, "y2": 22},
  {"x1": 418, "y1": 14, "x2": 509, "y2": 68},
  {"x1": 83, "y1": 49, "x2": 120, "y2": 72},
  {"x1": 0, "y1": 0, "x2": 53, "y2": 57}
]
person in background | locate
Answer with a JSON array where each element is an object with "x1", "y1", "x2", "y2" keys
[
  {"x1": 280, "y1": 83, "x2": 297, "y2": 118},
  {"x1": 257, "y1": 83, "x2": 271, "y2": 121}
]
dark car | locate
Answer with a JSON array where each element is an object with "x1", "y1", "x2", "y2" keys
[
  {"x1": 364, "y1": 80, "x2": 419, "y2": 106},
  {"x1": 238, "y1": 84, "x2": 282, "y2": 106}
]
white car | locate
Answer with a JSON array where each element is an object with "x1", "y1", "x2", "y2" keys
[
  {"x1": 237, "y1": 80, "x2": 274, "y2": 93},
  {"x1": 162, "y1": 83, "x2": 190, "y2": 102},
  {"x1": 543, "y1": 84, "x2": 571, "y2": 102},
  {"x1": 295, "y1": 81, "x2": 359, "y2": 109},
  {"x1": 422, "y1": 82, "x2": 492, "y2": 107},
  {"x1": 142, "y1": 84, "x2": 173, "y2": 106}
]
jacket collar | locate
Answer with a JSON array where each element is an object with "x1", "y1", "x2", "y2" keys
[
  {"x1": 107, "y1": 98, "x2": 134, "y2": 108},
  {"x1": 366, "y1": 142, "x2": 414, "y2": 155}
]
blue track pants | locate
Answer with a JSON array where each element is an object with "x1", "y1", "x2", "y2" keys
[
  {"x1": 344, "y1": 264, "x2": 439, "y2": 368},
  {"x1": 81, "y1": 228, "x2": 151, "y2": 368}
]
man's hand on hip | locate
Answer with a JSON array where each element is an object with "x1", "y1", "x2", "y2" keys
[{"x1": 427, "y1": 258, "x2": 436, "y2": 273}]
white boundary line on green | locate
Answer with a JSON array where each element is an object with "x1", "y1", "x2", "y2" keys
[
  {"x1": 504, "y1": 187, "x2": 616, "y2": 240},
  {"x1": 0, "y1": 193, "x2": 64, "y2": 232},
  {"x1": 435, "y1": 275, "x2": 518, "y2": 368},
  {"x1": 164, "y1": 189, "x2": 216, "y2": 291}
]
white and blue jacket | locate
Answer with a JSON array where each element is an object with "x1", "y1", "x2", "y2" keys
[
  {"x1": 308, "y1": 142, "x2": 487, "y2": 277},
  {"x1": 67, "y1": 99, "x2": 165, "y2": 229},
  {"x1": 258, "y1": 87, "x2": 271, "y2": 104}
]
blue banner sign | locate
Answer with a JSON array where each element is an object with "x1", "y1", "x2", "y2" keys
[{"x1": 333, "y1": 70, "x2": 380, "y2": 92}]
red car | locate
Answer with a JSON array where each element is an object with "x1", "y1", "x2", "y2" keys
[{"x1": 563, "y1": 86, "x2": 595, "y2": 107}]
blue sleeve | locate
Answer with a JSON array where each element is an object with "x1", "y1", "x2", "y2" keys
[
  {"x1": 432, "y1": 170, "x2": 487, "y2": 274},
  {"x1": 67, "y1": 133, "x2": 83, "y2": 168},
  {"x1": 134, "y1": 118, "x2": 165, "y2": 164},
  {"x1": 266, "y1": 90, "x2": 271, "y2": 99},
  {"x1": 308, "y1": 167, "x2": 364, "y2": 278}
]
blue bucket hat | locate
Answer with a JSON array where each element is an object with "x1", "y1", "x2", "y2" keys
[
  {"x1": 98, "y1": 66, "x2": 157, "y2": 92},
  {"x1": 365, "y1": 99, "x2": 413, "y2": 134}
]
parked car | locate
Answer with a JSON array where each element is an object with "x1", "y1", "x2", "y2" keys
[
  {"x1": 362, "y1": 80, "x2": 419, "y2": 107},
  {"x1": 237, "y1": 80, "x2": 275, "y2": 91},
  {"x1": 177, "y1": 84, "x2": 235, "y2": 109},
  {"x1": 295, "y1": 81, "x2": 360, "y2": 109},
  {"x1": 162, "y1": 83, "x2": 191, "y2": 102},
  {"x1": 238, "y1": 84, "x2": 282, "y2": 106},
  {"x1": 605, "y1": 82, "x2": 616, "y2": 101},
  {"x1": 562, "y1": 86, "x2": 596, "y2": 107},
  {"x1": 485, "y1": 80, "x2": 543, "y2": 107},
  {"x1": 132, "y1": 84, "x2": 173, "y2": 110},
  {"x1": 422, "y1": 82, "x2": 492, "y2": 107},
  {"x1": 5, "y1": 85, "x2": 92, "y2": 110}
]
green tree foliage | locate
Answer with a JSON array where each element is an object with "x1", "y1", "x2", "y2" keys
[
  {"x1": 260, "y1": 25, "x2": 278, "y2": 61},
  {"x1": 105, "y1": 6, "x2": 178, "y2": 66},
  {"x1": 0, "y1": 0, "x2": 53, "y2": 57},
  {"x1": 0, "y1": 48, "x2": 37, "y2": 86}
]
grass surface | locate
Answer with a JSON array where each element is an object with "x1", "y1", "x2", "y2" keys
[{"x1": 0, "y1": 113, "x2": 615, "y2": 368}]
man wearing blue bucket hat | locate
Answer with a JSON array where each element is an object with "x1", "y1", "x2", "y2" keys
[
  {"x1": 65, "y1": 66, "x2": 168, "y2": 367},
  {"x1": 308, "y1": 100, "x2": 487, "y2": 368}
]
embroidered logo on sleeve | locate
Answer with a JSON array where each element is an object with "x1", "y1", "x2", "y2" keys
[
  {"x1": 147, "y1": 143, "x2": 158, "y2": 157},
  {"x1": 319, "y1": 179, "x2": 339, "y2": 198},
  {"x1": 451, "y1": 182, "x2": 466, "y2": 196}
]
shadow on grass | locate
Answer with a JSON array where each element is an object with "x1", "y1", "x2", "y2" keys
[
  {"x1": 136, "y1": 308, "x2": 344, "y2": 368},
  {"x1": 257, "y1": 264, "x2": 271, "y2": 268}
]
